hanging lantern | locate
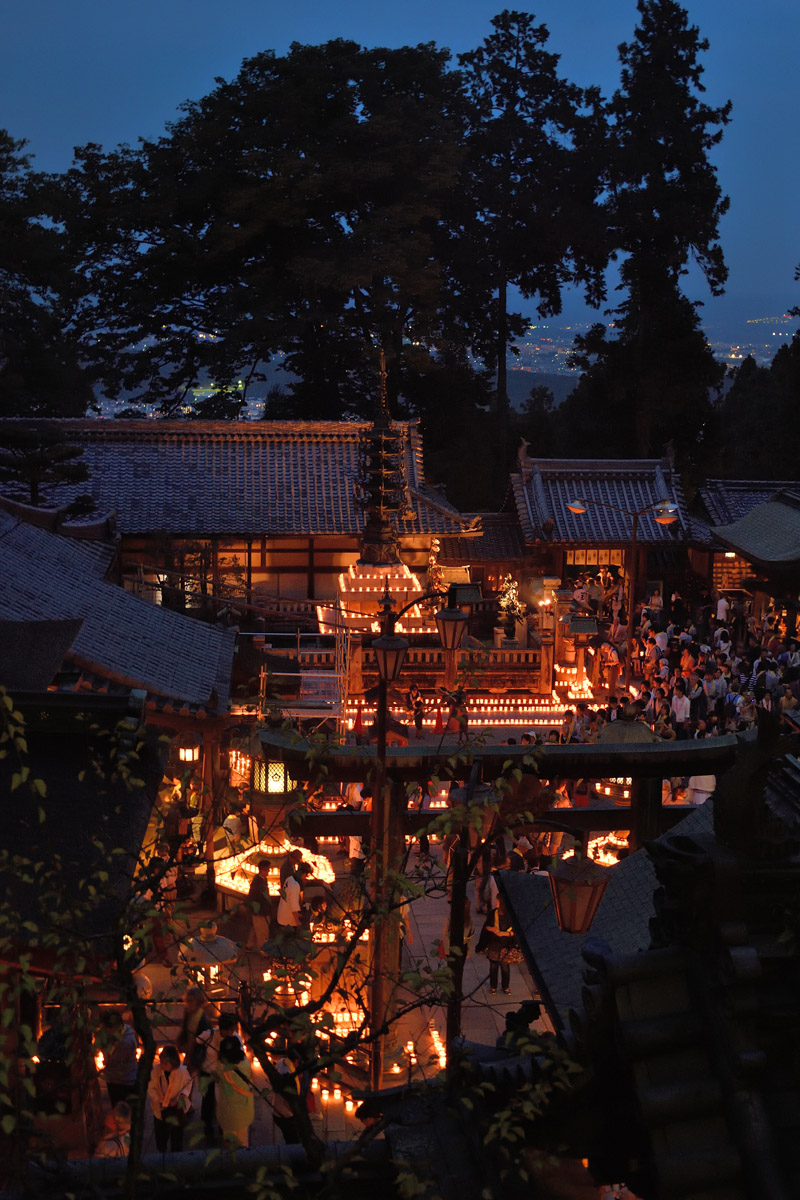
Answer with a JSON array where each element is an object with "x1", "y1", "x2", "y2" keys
[
  {"x1": 177, "y1": 733, "x2": 201, "y2": 763},
  {"x1": 547, "y1": 856, "x2": 609, "y2": 934},
  {"x1": 372, "y1": 631, "x2": 409, "y2": 683},
  {"x1": 435, "y1": 599, "x2": 469, "y2": 652}
]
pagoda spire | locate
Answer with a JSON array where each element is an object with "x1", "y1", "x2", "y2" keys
[{"x1": 356, "y1": 351, "x2": 406, "y2": 566}]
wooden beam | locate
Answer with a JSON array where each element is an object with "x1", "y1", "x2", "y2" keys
[
  {"x1": 283, "y1": 805, "x2": 697, "y2": 840},
  {"x1": 259, "y1": 729, "x2": 741, "y2": 782}
]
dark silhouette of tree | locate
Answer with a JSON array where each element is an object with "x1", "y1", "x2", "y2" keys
[
  {"x1": 560, "y1": 0, "x2": 730, "y2": 460},
  {"x1": 67, "y1": 41, "x2": 464, "y2": 418},
  {"x1": 519, "y1": 384, "x2": 556, "y2": 458},
  {"x1": 0, "y1": 422, "x2": 90, "y2": 508},
  {"x1": 707, "y1": 333, "x2": 800, "y2": 477},
  {"x1": 456, "y1": 11, "x2": 606, "y2": 446},
  {"x1": 0, "y1": 132, "x2": 92, "y2": 418}
]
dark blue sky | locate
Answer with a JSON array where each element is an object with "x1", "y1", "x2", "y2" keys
[{"x1": 3, "y1": 0, "x2": 798, "y2": 329}]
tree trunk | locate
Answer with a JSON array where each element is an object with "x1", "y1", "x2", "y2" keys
[{"x1": 496, "y1": 270, "x2": 509, "y2": 449}]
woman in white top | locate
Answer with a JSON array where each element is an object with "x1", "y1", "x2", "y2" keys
[
  {"x1": 148, "y1": 1045, "x2": 193, "y2": 1153},
  {"x1": 670, "y1": 686, "x2": 691, "y2": 733}
]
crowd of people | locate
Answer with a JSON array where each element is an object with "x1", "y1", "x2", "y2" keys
[
  {"x1": 91, "y1": 986, "x2": 301, "y2": 1158},
  {"x1": 559, "y1": 580, "x2": 800, "y2": 744}
]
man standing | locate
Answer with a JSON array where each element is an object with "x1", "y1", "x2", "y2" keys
[
  {"x1": 279, "y1": 848, "x2": 303, "y2": 886},
  {"x1": 99, "y1": 1012, "x2": 139, "y2": 1107},
  {"x1": 248, "y1": 859, "x2": 273, "y2": 949}
]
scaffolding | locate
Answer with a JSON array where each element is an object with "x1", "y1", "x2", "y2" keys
[{"x1": 334, "y1": 597, "x2": 350, "y2": 740}]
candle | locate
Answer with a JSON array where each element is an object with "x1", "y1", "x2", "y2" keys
[
  {"x1": 333, "y1": 1086, "x2": 342, "y2": 1101},
  {"x1": 345, "y1": 1098, "x2": 355, "y2": 1114},
  {"x1": 311, "y1": 1077, "x2": 319, "y2": 1092}
]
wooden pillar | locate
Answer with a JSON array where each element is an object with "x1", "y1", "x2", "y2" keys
[
  {"x1": 348, "y1": 635, "x2": 364, "y2": 698},
  {"x1": 202, "y1": 734, "x2": 221, "y2": 902},
  {"x1": 630, "y1": 776, "x2": 662, "y2": 851},
  {"x1": 540, "y1": 632, "x2": 555, "y2": 695},
  {"x1": 307, "y1": 537, "x2": 315, "y2": 601},
  {"x1": 554, "y1": 588, "x2": 573, "y2": 664}
]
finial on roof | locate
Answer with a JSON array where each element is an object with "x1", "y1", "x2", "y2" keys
[
  {"x1": 378, "y1": 348, "x2": 388, "y2": 414},
  {"x1": 355, "y1": 350, "x2": 404, "y2": 566}
]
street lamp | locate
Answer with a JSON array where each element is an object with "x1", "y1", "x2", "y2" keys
[
  {"x1": 372, "y1": 630, "x2": 409, "y2": 683},
  {"x1": 369, "y1": 583, "x2": 470, "y2": 1089},
  {"x1": 547, "y1": 854, "x2": 610, "y2": 934},
  {"x1": 435, "y1": 585, "x2": 469, "y2": 688},
  {"x1": 565, "y1": 496, "x2": 678, "y2": 690},
  {"x1": 434, "y1": 589, "x2": 469, "y2": 652}
]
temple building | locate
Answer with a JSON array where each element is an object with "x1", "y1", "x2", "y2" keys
[
  {"x1": 27, "y1": 419, "x2": 479, "y2": 611},
  {"x1": 509, "y1": 451, "x2": 693, "y2": 603}
]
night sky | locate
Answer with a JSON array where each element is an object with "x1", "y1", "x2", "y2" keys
[{"x1": 4, "y1": 0, "x2": 798, "y2": 331}]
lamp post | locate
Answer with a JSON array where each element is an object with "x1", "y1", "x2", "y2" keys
[
  {"x1": 369, "y1": 584, "x2": 469, "y2": 1090},
  {"x1": 565, "y1": 498, "x2": 678, "y2": 691}
]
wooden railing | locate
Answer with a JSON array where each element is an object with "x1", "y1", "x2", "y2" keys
[{"x1": 266, "y1": 646, "x2": 541, "y2": 671}]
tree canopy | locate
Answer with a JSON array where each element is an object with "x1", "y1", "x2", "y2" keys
[
  {"x1": 558, "y1": 0, "x2": 731, "y2": 460},
  {"x1": 0, "y1": 4, "x2": 758, "y2": 493},
  {"x1": 705, "y1": 333, "x2": 800, "y2": 478},
  {"x1": 0, "y1": 133, "x2": 92, "y2": 418}
]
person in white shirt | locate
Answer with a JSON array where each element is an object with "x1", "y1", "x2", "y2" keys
[
  {"x1": 347, "y1": 834, "x2": 366, "y2": 876},
  {"x1": 687, "y1": 775, "x2": 716, "y2": 805},
  {"x1": 148, "y1": 1046, "x2": 193, "y2": 1153},
  {"x1": 716, "y1": 595, "x2": 730, "y2": 623},
  {"x1": 670, "y1": 684, "x2": 691, "y2": 730},
  {"x1": 277, "y1": 864, "x2": 310, "y2": 927}
]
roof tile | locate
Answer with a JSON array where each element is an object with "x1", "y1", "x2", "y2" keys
[
  {"x1": 10, "y1": 420, "x2": 471, "y2": 539},
  {"x1": 0, "y1": 512, "x2": 235, "y2": 709},
  {"x1": 511, "y1": 457, "x2": 690, "y2": 546}
]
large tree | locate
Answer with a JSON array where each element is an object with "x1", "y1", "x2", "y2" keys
[
  {"x1": 560, "y1": 0, "x2": 731, "y2": 460},
  {"x1": 67, "y1": 40, "x2": 464, "y2": 418},
  {"x1": 455, "y1": 11, "x2": 607, "y2": 443},
  {"x1": 705, "y1": 333, "x2": 800, "y2": 478},
  {"x1": 0, "y1": 132, "x2": 92, "y2": 418},
  {"x1": 0, "y1": 421, "x2": 91, "y2": 509}
]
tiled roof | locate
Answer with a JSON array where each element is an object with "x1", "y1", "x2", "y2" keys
[
  {"x1": 0, "y1": 512, "x2": 235, "y2": 709},
  {"x1": 0, "y1": 619, "x2": 84, "y2": 691},
  {"x1": 699, "y1": 478, "x2": 800, "y2": 525},
  {"x1": 7, "y1": 420, "x2": 474, "y2": 539},
  {"x1": 499, "y1": 803, "x2": 714, "y2": 1029},
  {"x1": 438, "y1": 512, "x2": 526, "y2": 563},
  {"x1": 713, "y1": 490, "x2": 800, "y2": 567},
  {"x1": 511, "y1": 456, "x2": 690, "y2": 545}
]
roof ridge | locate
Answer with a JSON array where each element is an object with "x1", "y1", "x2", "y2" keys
[{"x1": 523, "y1": 458, "x2": 667, "y2": 471}]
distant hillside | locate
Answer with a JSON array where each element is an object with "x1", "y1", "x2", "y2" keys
[{"x1": 507, "y1": 369, "x2": 578, "y2": 409}]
